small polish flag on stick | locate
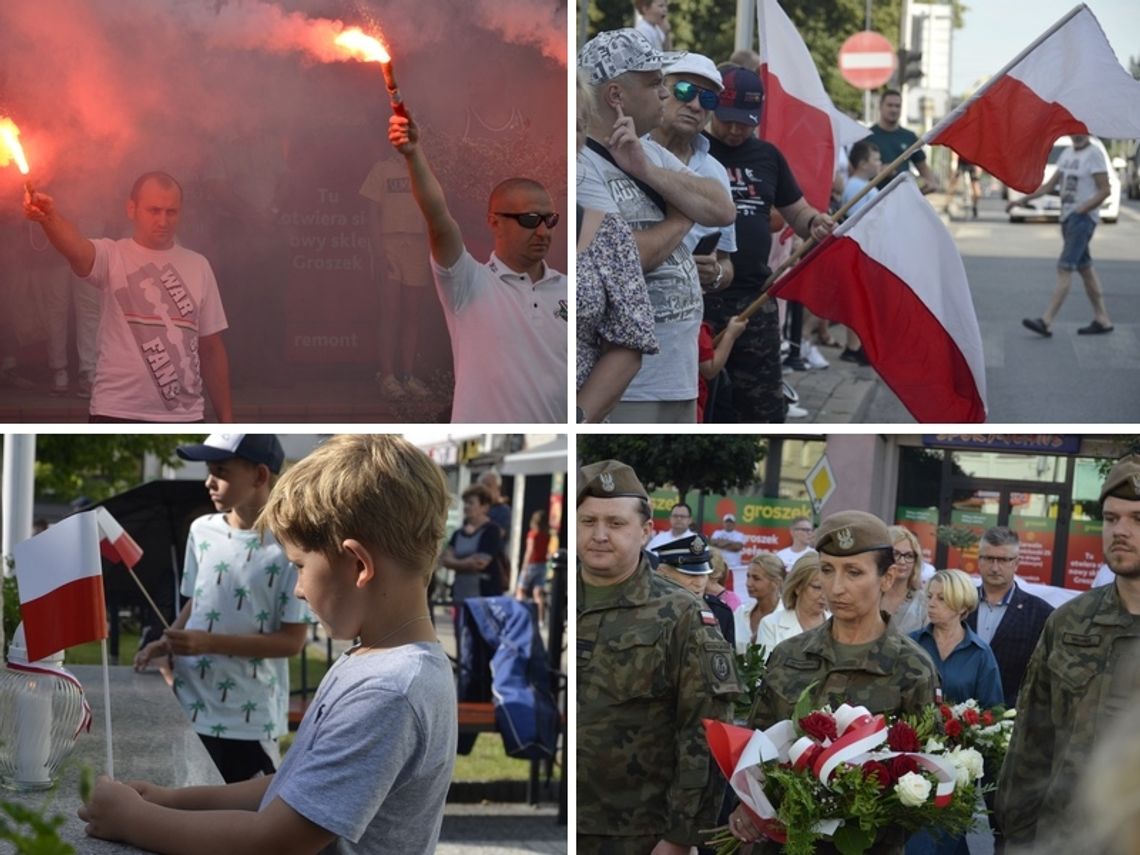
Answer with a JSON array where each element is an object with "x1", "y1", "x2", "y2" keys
[
  {"x1": 12, "y1": 511, "x2": 116, "y2": 778},
  {"x1": 94, "y1": 507, "x2": 167, "y2": 629}
]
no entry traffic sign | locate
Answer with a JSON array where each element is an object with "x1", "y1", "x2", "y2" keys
[{"x1": 839, "y1": 31, "x2": 896, "y2": 90}]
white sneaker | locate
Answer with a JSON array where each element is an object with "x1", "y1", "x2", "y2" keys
[
  {"x1": 403, "y1": 376, "x2": 432, "y2": 398},
  {"x1": 786, "y1": 403, "x2": 809, "y2": 419},
  {"x1": 52, "y1": 369, "x2": 68, "y2": 393},
  {"x1": 377, "y1": 373, "x2": 406, "y2": 399},
  {"x1": 804, "y1": 344, "x2": 830, "y2": 370}
]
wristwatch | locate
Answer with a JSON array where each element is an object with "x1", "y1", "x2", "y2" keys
[{"x1": 712, "y1": 262, "x2": 724, "y2": 288}]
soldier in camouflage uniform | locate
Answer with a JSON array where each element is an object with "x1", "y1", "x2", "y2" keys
[
  {"x1": 577, "y1": 460, "x2": 742, "y2": 855},
  {"x1": 729, "y1": 510, "x2": 940, "y2": 854},
  {"x1": 996, "y1": 454, "x2": 1140, "y2": 849}
]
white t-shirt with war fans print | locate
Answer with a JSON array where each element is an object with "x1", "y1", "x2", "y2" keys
[
  {"x1": 1057, "y1": 142, "x2": 1109, "y2": 222},
  {"x1": 173, "y1": 514, "x2": 309, "y2": 742},
  {"x1": 83, "y1": 238, "x2": 228, "y2": 421}
]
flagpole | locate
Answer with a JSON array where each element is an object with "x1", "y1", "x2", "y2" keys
[
  {"x1": 100, "y1": 637, "x2": 115, "y2": 779},
  {"x1": 924, "y1": 3, "x2": 1087, "y2": 142},
  {"x1": 711, "y1": 141, "x2": 919, "y2": 338},
  {"x1": 126, "y1": 568, "x2": 171, "y2": 630}
]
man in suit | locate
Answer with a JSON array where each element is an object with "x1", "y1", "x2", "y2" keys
[
  {"x1": 966, "y1": 525, "x2": 1054, "y2": 854},
  {"x1": 966, "y1": 526, "x2": 1054, "y2": 709}
]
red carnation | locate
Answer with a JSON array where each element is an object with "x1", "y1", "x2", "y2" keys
[
  {"x1": 887, "y1": 754, "x2": 920, "y2": 783},
  {"x1": 940, "y1": 704, "x2": 954, "y2": 721},
  {"x1": 799, "y1": 711, "x2": 838, "y2": 742},
  {"x1": 982, "y1": 711, "x2": 995, "y2": 726},
  {"x1": 962, "y1": 708, "x2": 980, "y2": 726},
  {"x1": 887, "y1": 721, "x2": 921, "y2": 753},
  {"x1": 862, "y1": 760, "x2": 891, "y2": 790},
  {"x1": 944, "y1": 718, "x2": 963, "y2": 739}
]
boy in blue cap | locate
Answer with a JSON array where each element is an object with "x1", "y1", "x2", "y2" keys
[{"x1": 135, "y1": 433, "x2": 308, "y2": 783}]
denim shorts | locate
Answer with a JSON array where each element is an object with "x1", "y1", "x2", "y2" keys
[{"x1": 1058, "y1": 212, "x2": 1096, "y2": 271}]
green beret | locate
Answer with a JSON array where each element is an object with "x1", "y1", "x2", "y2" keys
[
  {"x1": 653, "y1": 534, "x2": 712, "y2": 574},
  {"x1": 577, "y1": 459, "x2": 649, "y2": 505},
  {"x1": 1100, "y1": 453, "x2": 1140, "y2": 503},
  {"x1": 814, "y1": 510, "x2": 892, "y2": 556}
]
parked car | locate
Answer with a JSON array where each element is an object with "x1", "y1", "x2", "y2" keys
[{"x1": 1007, "y1": 135, "x2": 1120, "y2": 224}]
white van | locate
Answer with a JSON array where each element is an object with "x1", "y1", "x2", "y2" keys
[{"x1": 1006, "y1": 135, "x2": 1120, "y2": 224}]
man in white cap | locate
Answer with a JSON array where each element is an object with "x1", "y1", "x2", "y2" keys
[
  {"x1": 709, "y1": 511, "x2": 747, "y2": 593},
  {"x1": 577, "y1": 29, "x2": 736, "y2": 424},
  {"x1": 649, "y1": 52, "x2": 737, "y2": 294}
]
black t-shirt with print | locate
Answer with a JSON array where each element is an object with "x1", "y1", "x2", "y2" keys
[{"x1": 704, "y1": 133, "x2": 802, "y2": 296}]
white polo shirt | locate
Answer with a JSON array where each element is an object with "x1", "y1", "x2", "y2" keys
[{"x1": 431, "y1": 249, "x2": 567, "y2": 423}]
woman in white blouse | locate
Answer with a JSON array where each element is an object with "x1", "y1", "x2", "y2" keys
[
  {"x1": 732, "y1": 553, "x2": 784, "y2": 655},
  {"x1": 756, "y1": 553, "x2": 828, "y2": 661}
]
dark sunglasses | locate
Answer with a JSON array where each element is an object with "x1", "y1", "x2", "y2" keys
[
  {"x1": 672, "y1": 80, "x2": 720, "y2": 110},
  {"x1": 494, "y1": 211, "x2": 560, "y2": 229}
]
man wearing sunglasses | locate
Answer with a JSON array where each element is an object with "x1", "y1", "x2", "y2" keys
[
  {"x1": 578, "y1": 29, "x2": 736, "y2": 424},
  {"x1": 387, "y1": 114, "x2": 566, "y2": 423},
  {"x1": 648, "y1": 54, "x2": 738, "y2": 296},
  {"x1": 704, "y1": 65, "x2": 835, "y2": 424}
]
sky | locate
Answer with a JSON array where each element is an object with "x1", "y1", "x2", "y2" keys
[{"x1": 951, "y1": 1, "x2": 1140, "y2": 93}]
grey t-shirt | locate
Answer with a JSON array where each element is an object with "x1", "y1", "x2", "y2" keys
[
  {"x1": 260, "y1": 642, "x2": 458, "y2": 853},
  {"x1": 577, "y1": 139, "x2": 702, "y2": 402}
]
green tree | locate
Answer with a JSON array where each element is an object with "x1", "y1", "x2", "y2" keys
[
  {"x1": 263, "y1": 722, "x2": 276, "y2": 738},
  {"x1": 241, "y1": 700, "x2": 258, "y2": 723},
  {"x1": 243, "y1": 534, "x2": 261, "y2": 562},
  {"x1": 214, "y1": 561, "x2": 230, "y2": 586},
  {"x1": 578, "y1": 435, "x2": 766, "y2": 503},
  {"x1": 209, "y1": 723, "x2": 228, "y2": 738},
  {"x1": 255, "y1": 610, "x2": 271, "y2": 633},
  {"x1": 23, "y1": 435, "x2": 200, "y2": 504},
  {"x1": 205, "y1": 609, "x2": 222, "y2": 631},
  {"x1": 249, "y1": 657, "x2": 265, "y2": 679},
  {"x1": 189, "y1": 699, "x2": 206, "y2": 722},
  {"x1": 196, "y1": 657, "x2": 213, "y2": 679},
  {"x1": 217, "y1": 678, "x2": 237, "y2": 703},
  {"x1": 233, "y1": 586, "x2": 251, "y2": 611},
  {"x1": 264, "y1": 562, "x2": 282, "y2": 588}
]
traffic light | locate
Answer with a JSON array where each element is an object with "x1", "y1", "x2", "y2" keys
[{"x1": 895, "y1": 48, "x2": 923, "y2": 86}]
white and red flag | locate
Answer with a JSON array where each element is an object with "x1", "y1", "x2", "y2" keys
[
  {"x1": 774, "y1": 174, "x2": 987, "y2": 423},
  {"x1": 96, "y1": 506, "x2": 143, "y2": 569},
  {"x1": 757, "y1": 0, "x2": 869, "y2": 211},
  {"x1": 12, "y1": 511, "x2": 108, "y2": 662},
  {"x1": 928, "y1": 3, "x2": 1140, "y2": 193}
]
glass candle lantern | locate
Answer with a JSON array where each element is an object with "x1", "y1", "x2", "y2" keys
[{"x1": 0, "y1": 623, "x2": 89, "y2": 791}]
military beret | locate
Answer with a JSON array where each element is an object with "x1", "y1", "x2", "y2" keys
[
  {"x1": 814, "y1": 510, "x2": 892, "y2": 556},
  {"x1": 1100, "y1": 453, "x2": 1140, "y2": 503},
  {"x1": 577, "y1": 459, "x2": 649, "y2": 505},
  {"x1": 653, "y1": 534, "x2": 712, "y2": 574}
]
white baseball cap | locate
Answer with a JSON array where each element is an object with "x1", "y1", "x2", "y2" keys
[{"x1": 664, "y1": 52, "x2": 724, "y2": 91}]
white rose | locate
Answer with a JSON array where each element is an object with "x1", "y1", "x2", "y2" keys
[
  {"x1": 895, "y1": 771, "x2": 932, "y2": 807},
  {"x1": 1003, "y1": 709, "x2": 1017, "y2": 719},
  {"x1": 925, "y1": 738, "x2": 945, "y2": 753},
  {"x1": 949, "y1": 746, "x2": 985, "y2": 782}
]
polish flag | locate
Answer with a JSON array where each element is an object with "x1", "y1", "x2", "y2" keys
[
  {"x1": 758, "y1": 0, "x2": 869, "y2": 211},
  {"x1": 12, "y1": 511, "x2": 108, "y2": 662},
  {"x1": 928, "y1": 4, "x2": 1140, "y2": 193},
  {"x1": 774, "y1": 175, "x2": 987, "y2": 422},
  {"x1": 95, "y1": 507, "x2": 143, "y2": 569}
]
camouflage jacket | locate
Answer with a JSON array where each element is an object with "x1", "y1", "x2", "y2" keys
[
  {"x1": 996, "y1": 582, "x2": 1140, "y2": 845},
  {"x1": 577, "y1": 556, "x2": 742, "y2": 846},
  {"x1": 747, "y1": 615, "x2": 940, "y2": 729}
]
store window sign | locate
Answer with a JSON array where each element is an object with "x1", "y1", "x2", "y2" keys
[
  {"x1": 923, "y1": 435, "x2": 1081, "y2": 454},
  {"x1": 1007, "y1": 516, "x2": 1054, "y2": 586},
  {"x1": 649, "y1": 489, "x2": 811, "y2": 562},
  {"x1": 895, "y1": 506, "x2": 938, "y2": 566},
  {"x1": 1065, "y1": 518, "x2": 1103, "y2": 590}
]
